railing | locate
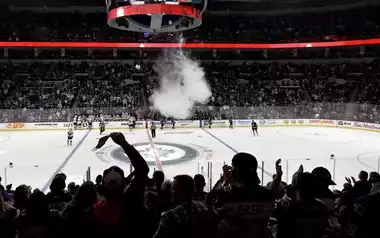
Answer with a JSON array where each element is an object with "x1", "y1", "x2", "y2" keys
[{"x1": 1, "y1": 102, "x2": 380, "y2": 123}]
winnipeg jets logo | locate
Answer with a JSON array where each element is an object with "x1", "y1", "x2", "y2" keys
[
  {"x1": 137, "y1": 146, "x2": 176, "y2": 159},
  {"x1": 97, "y1": 142, "x2": 207, "y2": 165}
]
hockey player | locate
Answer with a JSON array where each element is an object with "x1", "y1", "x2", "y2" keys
[
  {"x1": 151, "y1": 122, "x2": 157, "y2": 138},
  {"x1": 132, "y1": 116, "x2": 136, "y2": 129},
  {"x1": 208, "y1": 117, "x2": 212, "y2": 129},
  {"x1": 67, "y1": 128, "x2": 74, "y2": 146},
  {"x1": 171, "y1": 118, "x2": 175, "y2": 129},
  {"x1": 252, "y1": 120, "x2": 258, "y2": 136},
  {"x1": 73, "y1": 116, "x2": 78, "y2": 129},
  {"x1": 88, "y1": 117, "x2": 93, "y2": 129},
  {"x1": 128, "y1": 116, "x2": 134, "y2": 131},
  {"x1": 229, "y1": 118, "x2": 233, "y2": 129},
  {"x1": 99, "y1": 120, "x2": 105, "y2": 134},
  {"x1": 77, "y1": 116, "x2": 82, "y2": 129},
  {"x1": 160, "y1": 118, "x2": 165, "y2": 130}
]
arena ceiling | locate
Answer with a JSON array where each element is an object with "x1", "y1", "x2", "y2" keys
[{"x1": 4, "y1": 0, "x2": 379, "y2": 12}]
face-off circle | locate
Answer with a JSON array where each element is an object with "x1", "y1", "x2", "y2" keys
[
  {"x1": 107, "y1": 4, "x2": 203, "y2": 33},
  {"x1": 0, "y1": 135, "x2": 10, "y2": 143},
  {"x1": 96, "y1": 142, "x2": 203, "y2": 165}
]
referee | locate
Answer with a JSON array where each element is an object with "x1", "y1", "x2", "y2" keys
[{"x1": 151, "y1": 122, "x2": 157, "y2": 138}]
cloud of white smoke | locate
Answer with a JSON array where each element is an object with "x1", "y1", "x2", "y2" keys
[{"x1": 150, "y1": 46, "x2": 211, "y2": 119}]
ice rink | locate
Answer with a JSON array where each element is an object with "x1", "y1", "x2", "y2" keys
[{"x1": 1, "y1": 126, "x2": 380, "y2": 192}]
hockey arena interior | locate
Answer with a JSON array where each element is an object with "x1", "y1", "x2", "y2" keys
[{"x1": 1, "y1": 0, "x2": 380, "y2": 237}]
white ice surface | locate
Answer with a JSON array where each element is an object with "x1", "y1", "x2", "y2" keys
[{"x1": 1, "y1": 127, "x2": 380, "y2": 191}]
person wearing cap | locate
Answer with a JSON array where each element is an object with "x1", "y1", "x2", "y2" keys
[
  {"x1": 311, "y1": 167, "x2": 340, "y2": 234},
  {"x1": 275, "y1": 172, "x2": 329, "y2": 238},
  {"x1": 311, "y1": 167, "x2": 336, "y2": 208},
  {"x1": 81, "y1": 132, "x2": 150, "y2": 238},
  {"x1": 211, "y1": 152, "x2": 277, "y2": 238}
]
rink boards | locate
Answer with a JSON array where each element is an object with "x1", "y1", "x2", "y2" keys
[{"x1": 1, "y1": 119, "x2": 380, "y2": 133}]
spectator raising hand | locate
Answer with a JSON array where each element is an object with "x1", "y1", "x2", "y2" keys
[{"x1": 81, "y1": 131, "x2": 150, "y2": 238}]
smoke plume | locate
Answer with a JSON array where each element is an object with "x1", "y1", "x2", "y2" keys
[{"x1": 150, "y1": 47, "x2": 211, "y2": 119}]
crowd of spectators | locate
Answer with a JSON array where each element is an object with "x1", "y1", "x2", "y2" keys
[
  {"x1": 1, "y1": 5, "x2": 380, "y2": 43},
  {"x1": 0, "y1": 132, "x2": 379, "y2": 238},
  {"x1": 76, "y1": 63, "x2": 142, "y2": 108},
  {"x1": 0, "y1": 62, "x2": 145, "y2": 122},
  {"x1": 2, "y1": 59, "x2": 380, "y2": 123}
]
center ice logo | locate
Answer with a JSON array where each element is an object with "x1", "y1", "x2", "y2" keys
[
  {"x1": 137, "y1": 146, "x2": 177, "y2": 160},
  {"x1": 96, "y1": 142, "x2": 210, "y2": 165}
]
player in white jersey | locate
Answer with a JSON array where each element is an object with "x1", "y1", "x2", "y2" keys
[
  {"x1": 88, "y1": 117, "x2": 93, "y2": 129},
  {"x1": 77, "y1": 116, "x2": 82, "y2": 128},
  {"x1": 73, "y1": 116, "x2": 78, "y2": 129},
  {"x1": 67, "y1": 128, "x2": 74, "y2": 146}
]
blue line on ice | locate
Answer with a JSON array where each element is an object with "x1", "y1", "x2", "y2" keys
[
  {"x1": 41, "y1": 129, "x2": 91, "y2": 193},
  {"x1": 201, "y1": 128, "x2": 272, "y2": 177}
]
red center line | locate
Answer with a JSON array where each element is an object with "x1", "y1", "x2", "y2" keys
[{"x1": 145, "y1": 128, "x2": 163, "y2": 171}]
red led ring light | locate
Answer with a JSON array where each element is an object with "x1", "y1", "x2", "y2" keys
[{"x1": 107, "y1": 4, "x2": 203, "y2": 33}]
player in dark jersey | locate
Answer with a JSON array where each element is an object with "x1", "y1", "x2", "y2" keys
[
  {"x1": 208, "y1": 117, "x2": 212, "y2": 129},
  {"x1": 171, "y1": 118, "x2": 175, "y2": 129},
  {"x1": 99, "y1": 121, "x2": 105, "y2": 134},
  {"x1": 252, "y1": 120, "x2": 258, "y2": 136},
  {"x1": 151, "y1": 122, "x2": 157, "y2": 138},
  {"x1": 160, "y1": 118, "x2": 165, "y2": 130},
  {"x1": 229, "y1": 118, "x2": 233, "y2": 129},
  {"x1": 132, "y1": 116, "x2": 136, "y2": 129},
  {"x1": 67, "y1": 128, "x2": 74, "y2": 146},
  {"x1": 210, "y1": 153, "x2": 275, "y2": 238}
]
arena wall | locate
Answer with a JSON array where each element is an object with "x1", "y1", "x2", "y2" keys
[{"x1": 1, "y1": 119, "x2": 380, "y2": 133}]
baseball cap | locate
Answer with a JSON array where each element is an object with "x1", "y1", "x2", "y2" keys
[
  {"x1": 295, "y1": 172, "x2": 319, "y2": 198},
  {"x1": 102, "y1": 166, "x2": 125, "y2": 190},
  {"x1": 232, "y1": 152, "x2": 258, "y2": 171},
  {"x1": 295, "y1": 172, "x2": 318, "y2": 190},
  {"x1": 312, "y1": 167, "x2": 336, "y2": 185},
  {"x1": 232, "y1": 152, "x2": 260, "y2": 184}
]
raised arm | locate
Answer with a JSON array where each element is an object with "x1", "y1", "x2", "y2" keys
[{"x1": 109, "y1": 132, "x2": 149, "y2": 204}]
